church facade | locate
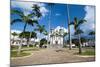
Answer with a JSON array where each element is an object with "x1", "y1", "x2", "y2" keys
[{"x1": 49, "y1": 26, "x2": 68, "y2": 48}]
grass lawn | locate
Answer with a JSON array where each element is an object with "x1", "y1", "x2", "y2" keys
[
  {"x1": 11, "y1": 45, "x2": 18, "y2": 50},
  {"x1": 81, "y1": 50, "x2": 95, "y2": 55},
  {"x1": 11, "y1": 45, "x2": 39, "y2": 50},
  {"x1": 80, "y1": 47, "x2": 95, "y2": 56},
  {"x1": 11, "y1": 46, "x2": 39, "y2": 57},
  {"x1": 11, "y1": 51, "x2": 31, "y2": 57},
  {"x1": 73, "y1": 47, "x2": 95, "y2": 56}
]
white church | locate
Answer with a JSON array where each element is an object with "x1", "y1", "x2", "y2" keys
[{"x1": 49, "y1": 26, "x2": 68, "y2": 48}]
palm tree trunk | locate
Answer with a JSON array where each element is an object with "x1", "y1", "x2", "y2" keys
[
  {"x1": 39, "y1": 33, "x2": 41, "y2": 48},
  {"x1": 12, "y1": 36, "x2": 15, "y2": 44},
  {"x1": 23, "y1": 23, "x2": 27, "y2": 33},
  {"x1": 28, "y1": 32, "x2": 32, "y2": 48},
  {"x1": 46, "y1": 36, "x2": 48, "y2": 47},
  {"x1": 27, "y1": 39, "x2": 30, "y2": 48},
  {"x1": 17, "y1": 38, "x2": 23, "y2": 55},
  {"x1": 17, "y1": 23, "x2": 27, "y2": 55},
  {"x1": 60, "y1": 35, "x2": 61, "y2": 48},
  {"x1": 60, "y1": 35, "x2": 63, "y2": 48},
  {"x1": 33, "y1": 38, "x2": 35, "y2": 47},
  {"x1": 67, "y1": 4, "x2": 72, "y2": 50},
  {"x1": 23, "y1": 23, "x2": 28, "y2": 47},
  {"x1": 78, "y1": 34, "x2": 82, "y2": 54},
  {"x1": 63, "y1": 36, "x2": 64, "y2": 47}
]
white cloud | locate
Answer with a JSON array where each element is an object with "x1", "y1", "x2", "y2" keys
[
  {"x1": 11, "y1": 1, "x2": 33, "y2": 15},
  {"x1": 11, "y1": 1, "x2": 49, "y2": 17},
  {"x1": 40, "y1": 6, "x2": 49, "y2": 17},
  {"x1": 54, "y1": 26, "x2": 68, "y2": 33},
  {"x1": 80, "y1": 6, "x2": 95, "y2": 33}
]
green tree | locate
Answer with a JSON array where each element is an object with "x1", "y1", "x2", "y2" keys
[
  {"x1": 19, "y1": 31, "x2": 30, "y2": 47},
  {"x1": 19, "y1": 31, "x2": 37, "y2": 47},
  {"x1": 70, "y1": 17, "x2": 86, "y2": 54},
  {"x1": 40, "y1": 38, "x2": 47, "y2": 48},
  {"x1": 35, "y1": 25, "x2": 46, "y2": 47}
]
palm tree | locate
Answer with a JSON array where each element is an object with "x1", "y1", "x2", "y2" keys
[
  {"x1": 11, "y1": 4, "x2": 42, "y2": 55},
  {"x1": 67, "y1": 4, "x2": 72, "y2": 50},
  {"x1": 11, "y1": 9, "x2": 38, "y2": 55},
  {"x1": 11, "y1": 32, "x2": 18, "y2": 44},
  {"x1": 70, "y1": 17, "x2": 86, "y2": 54},
  {"x1": 34, "y1": 25, "x2": 46, "y2": 47},
  {"x1": 28, "y1": 4, "x2": 42, "y2": 48},
  {"x1": 89, "y1": 31, "x2": 95, "y2": 42},
  {"x1": 32, "y1": 4, "x2": 42, "y2": 18},
  {"x1": 11, "y1": 9, "x2": 38, "y2": 37}
]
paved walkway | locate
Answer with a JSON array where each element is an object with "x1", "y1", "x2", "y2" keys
[{"x1": 11, "y1": 48, "x2": 95, "y2": 66}]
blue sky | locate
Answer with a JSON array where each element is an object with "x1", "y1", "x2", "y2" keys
[{"x1": 11, "y1": 1, "x2": 95, "y2": 37}]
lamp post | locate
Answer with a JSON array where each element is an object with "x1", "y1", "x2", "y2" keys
[{"x1": 67, "y1": 4, "x2": 72, "y2": 50}]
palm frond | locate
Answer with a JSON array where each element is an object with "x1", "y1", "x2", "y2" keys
[
  {"x1": 32, "y1": 20, "x2": 38, "y2": 24},
  {"x1": 27, "y1": 13, "x2": 35, "y2": 18},
  {"x1": 69, "y1": 21, "x2": 74, "y2": 25},
  {"x1": 11, "y1": 19, "x2": 22, "y2": 25},
  {"x1": 26, "y1": 19, "x2": 38, "y2": 26},
  {"x1": 32, "y1": 4, "x2": 42, "y2": 18},
  {"x1": 89, "y1": 31, "x2": 95, "y2": 35},
  {"x1": 35, "y1": 11, "x2": 42, "y2": 18},
  {"x1": 75, "y1": 29, "x2": 83, "y2": 35},
  {"x1": 77, "y1": 19, "x2": 87, "y2": 26},
  {"x1": 11, "y1": 9, "x2": 24, "y2": 18},
  {"x1": 32, "y1": 4, "x2": 40, "y2": 10},
  {"x1": 27, "y1": 19, "x2": 34, "y2": 26}
]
